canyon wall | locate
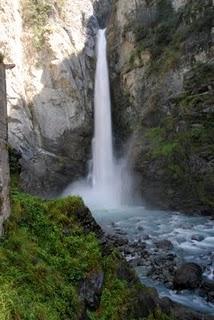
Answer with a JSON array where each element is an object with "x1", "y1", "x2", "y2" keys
[
  {"x1": 0, "y1": 0, "x2": 213, "y2": 214},
  {"x1": 0, "y1": 0, "x2": 105, "y2": 197},
  {"x1": 108, "y1": 0, "x2": 214, "y2": 213}
]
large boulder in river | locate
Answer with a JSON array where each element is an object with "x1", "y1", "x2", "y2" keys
[{"x1": 173, "y1": 263, "x2": 203, "y2": 290}]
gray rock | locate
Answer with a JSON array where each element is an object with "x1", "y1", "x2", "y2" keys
[
  {"x1": 173, "y1": 263, "x2": 203, "y2": 290},
  {"x1": 201, "y1": 279, "x2": 214, "y2": 302},
  {"x1": 160, "y1": 296, "x2": 214, "y2": 320},
  {"x1": 80, "y1": 271, "x2": 104, "y2": 310},
  {"x1": 167, "y1": 253, "x2": 176, "y2": 261},
  {"x1": 141, "y1": 234, "x2": 150, "y2": 240},
  {"x1": 191, "y1": 234, "x2": 205, "y2": 242},
  {"x1": 137, "y1": 225, "x2": 144, "y2": 231},
  {"x1": 0, "y1": 64, "x2": 11, "y2": 232},
  {"x1": 129, "y1": 257, "x2": 143, "y2": 267},
  {"x1": 155, "y1": 240, "x2": 173, "y2": 251}
]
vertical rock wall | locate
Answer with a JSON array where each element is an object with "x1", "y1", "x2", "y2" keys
[
  {"x1": 0, "y1": 0, "x2": 106, "y2": 197},
  {"x1": 0, "y1": 63, "x2": 10, "y2": 232},
  {"x1": 108, "y1": 0, "x2": 214, "y2": 213}
]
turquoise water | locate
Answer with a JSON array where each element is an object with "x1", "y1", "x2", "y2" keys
[{"x1": 91, "y1": 206, "x2": 214, "y2": 315}]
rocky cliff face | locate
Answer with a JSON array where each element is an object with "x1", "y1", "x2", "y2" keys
[
  {"x1": 0, "y1": 64, "x2": 10, "y2": 232},
  {"x1": 108, "y1": 0, "x2": 214, "y2": 214},
  {"x1": 0, "y1": 0, "x2": 111, "y2": 197}
]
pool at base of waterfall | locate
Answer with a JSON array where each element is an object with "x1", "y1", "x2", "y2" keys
[{"x1": 91, "y1": 206, "x2": 214, "y2": 315}]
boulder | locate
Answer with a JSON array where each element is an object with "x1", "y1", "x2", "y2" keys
[
  {"x1": 191, "y1": 234, "x2": 205, "y2": 242},
  {"x1": 201, "y1": 279, "x2": 214, "y2": 303},
  {"x1": 173, "y1": 263, "x2": 203, "y2": 290},
  {"x1": 155, "y1": 239, "x2": 174, "y2": 250}
]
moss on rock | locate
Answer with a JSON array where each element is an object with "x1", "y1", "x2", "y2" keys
[{"x1": 136, "y1": 61, "x2": 214, "y2": 213}]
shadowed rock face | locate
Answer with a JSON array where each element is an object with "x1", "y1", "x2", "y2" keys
[
  {"x1": 93, "y1": 0, "x2": 112, "y2": 28},
  {"x1": 80, "y1": 271, "x2": 104, "y2": 310},
  {"x1": 173, "y1": 263, "x2": 203, "y2": 290},
  {"x1": 108, "y1": 0, "x2": 214, "y2": 214},
  {"x1": 0, "y1": 64, "x2": 10, "y2": 232}
]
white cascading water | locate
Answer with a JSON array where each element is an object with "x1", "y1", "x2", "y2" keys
[
  {"x1": 93, "y1": 28, "x2": 114, "y2": 192},
  {"x1": 63, "y1": 29, "x2": 131, "y2": 208}
]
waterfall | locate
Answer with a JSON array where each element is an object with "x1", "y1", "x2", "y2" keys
[
  {"x1": 63, "y1": 29, "x2": 132, "y2": 208},
  {"x1": 93, "y1": 29, "x2": 114, "y2": 190}
]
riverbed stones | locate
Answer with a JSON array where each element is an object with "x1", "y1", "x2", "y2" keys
[
  {"x1": 201, "y1": 279, "x2": 214, "y2": 303},
  {"x1": 137, "y1": 224, "x2": 144, "y2": 231},
  {"x1": 155, "y1": 239, "x2": 174, "y2": 250},
  {"x1": 141, "y1": 234, "x2": 150, "y2": 240},
  {"x1": 173, "y1": 263, "x2": 203, "y2": 290}
]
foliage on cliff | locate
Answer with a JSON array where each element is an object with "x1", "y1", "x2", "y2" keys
[
  {"x1": 130, "y1": 0, "x2": 213, "y2": 74},
  {"x1": 21, "y1": 0, "x2": 65, "y2": 49},
  {"x1": 140, "y1": 60, "x2": 214, "y2": 212}
]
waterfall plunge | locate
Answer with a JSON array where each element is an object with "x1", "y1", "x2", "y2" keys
[
  {"x1": 93, "y1": 29, "x2": 114, "y2": 192},
  {"x1": 63, "y1": 29, "x2": 132, "y2": 209}
]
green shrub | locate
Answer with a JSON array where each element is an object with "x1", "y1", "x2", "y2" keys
[{"x1": 21, "y1": 0, "x2": 52, "y2": 49}]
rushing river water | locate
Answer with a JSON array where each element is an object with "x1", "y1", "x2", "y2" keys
[{"x1": 91, "y1": 206, "x2": 214, "y2": 315}]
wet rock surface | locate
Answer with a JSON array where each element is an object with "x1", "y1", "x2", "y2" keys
[
  {"x1": 106, "y1": 220, "x2": 214, "y2": 312},
  {"x1": 192, "y1": 234, "x2": 205, "y2": 242},
  {"x1": 173, "y1": 263, "x2": 203, "y2": 290},
  {"x1": 201, "y1": 280, "x2": 214, "y2": 303},
  {"x1": 155, "y1": 239, "x2": 174, "y2": 250},
  {"x1": 77, "y1": 206, "x2": 214, "y2": 318}
]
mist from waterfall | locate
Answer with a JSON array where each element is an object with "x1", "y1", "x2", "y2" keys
[{"x1": 63, "y1": 29, "x2": 133, "y2": 209}]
